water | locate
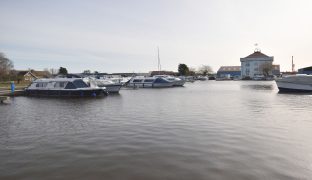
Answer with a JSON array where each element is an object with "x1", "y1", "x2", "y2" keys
[{"x1": 1, "y1": 81, "x2": 312, "y2": 180}]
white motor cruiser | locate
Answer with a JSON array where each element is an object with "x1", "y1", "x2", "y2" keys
[
  {"x1": 275, "y1": 74, "x2": 312, "y2": 92},
  {"x1": 25, "y1": 78, "x2": 108, "y2": 97},
  {"x1": 94, "y1": 79, "x2": 122, "y2": 93}
]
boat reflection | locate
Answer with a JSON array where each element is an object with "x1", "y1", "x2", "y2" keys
[{"x1": 240, "y1": 84, "x2": 275, "y2": 90}]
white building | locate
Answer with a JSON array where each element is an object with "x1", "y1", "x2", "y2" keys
[{"x1": 240, "y1": 50, "x2": 274, "y2": 79}]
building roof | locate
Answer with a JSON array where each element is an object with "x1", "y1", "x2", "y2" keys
[
  {"x1": 16, "y1": 70, "x2": 50, "y2": 77},
  {"x1": 16, "y1": 70, "x2": 29, "y2": 76},
  {"x1": 299, "y1": 66, "x2": 312, "y2": 71},
  {"x1": 218, "y1": 66, "x2": 241, "y2": 72},
  {"x1": 24, "y1": 71, "x2": 38, "y2": 79},
  {"x1": 244, "y1": 51, "x2": 270, "y2": 58}
]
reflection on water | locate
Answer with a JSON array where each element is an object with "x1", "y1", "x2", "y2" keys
[
  {"x1": 1, "y1": 81, "x2": 312, "y2": 180},
  {"x1": 240, "y1": 81, "x2": 275, "y2": 90}
]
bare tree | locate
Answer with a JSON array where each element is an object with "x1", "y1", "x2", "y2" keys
[
  {"x1": 260, "y1": 62, "x2": 273, "y2": 77},
  {"x1": 188, "y1": 67, "x2": 196, "y2": 76},
  {"x1": 43, "y1": 68, "x2": 52, "y2": 77},
  {"x1": 197, "y1": 65, "x2": 213, "y2": 76},
  {"x1": 49, "y1": 68, "x2": 59, "y2": 76},
  {"x1": 0, "y1": 52, "x2": 14, "y2": 77},
  {"x1": 83, "y1": 70, "x2": 91, "y2": 74}
]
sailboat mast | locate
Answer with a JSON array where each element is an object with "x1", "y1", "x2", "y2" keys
[
  {"x1": 157, "y1": 47, "x2": 161, "y2": 71},
  {"x1": 291, "y1": 56, "x2": 295, "y2": 72}
]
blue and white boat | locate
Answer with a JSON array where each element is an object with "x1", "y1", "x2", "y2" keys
[
  {"x1": 154, "y1": 75, "x2": 186, "y2": 86},
  {"x1": 25, "y1": 78, "x2": 108, "y2": 97},
  {"x1": 126, "y1": 76, "x2": 174, "y2": 88}
]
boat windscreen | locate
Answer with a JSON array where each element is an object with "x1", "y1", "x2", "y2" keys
[
  {"x1": 73, "y1": 79, "x2": 89, "y2": 88},
  {"x1": 144, "y1": 79, "x2": 154, "y2": 82},
  {"x1": 65, "y1": 82, "x2": 76, "y2": 89},
  {"x1": 133, "y1": 79, "x2": 143, "y2": 83},
  {"x1": 154, "y1": 78, "x2": 169, "y2": 83}
]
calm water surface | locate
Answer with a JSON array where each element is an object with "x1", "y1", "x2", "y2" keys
[{"x1": 1, "y1": 81, "x2": 312, "y2": 180}]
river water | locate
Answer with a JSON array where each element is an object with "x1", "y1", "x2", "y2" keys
[{"x1": 1, "y1": 81, "x2": 312, "y2": 180}]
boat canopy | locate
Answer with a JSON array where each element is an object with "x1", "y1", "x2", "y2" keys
[{"x1": 30, "y1": 78, "x2": 90, "y2": 89}]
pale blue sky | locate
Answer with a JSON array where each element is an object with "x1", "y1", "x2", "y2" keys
[{"x1": 1, "y1": 0, "x2": 311, "y2": 73}]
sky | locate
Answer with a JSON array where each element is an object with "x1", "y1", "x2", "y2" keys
[{"x1": 0, "y1": 0, "x2": 312, "y2": 73}]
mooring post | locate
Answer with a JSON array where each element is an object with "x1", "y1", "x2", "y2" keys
[{"x1": 10, "y1": 81, "x2": 15, "y2": 95}]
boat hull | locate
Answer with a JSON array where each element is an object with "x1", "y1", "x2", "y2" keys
[
  {"x1": 98, "y1": 84, "x2": 122, "y2": 93},
  {"x1": 24, "y1": 89, "x2": 107, "y2": 97},
  {"x1": 172, "y1": 80, "x2": 186, "y2": 86},
  {"x1": 127, "y1": 82, "x2": 174, "y2": 88},
  {"x1": 276, "y1": 81, "x2": 312, "y2": 92}
]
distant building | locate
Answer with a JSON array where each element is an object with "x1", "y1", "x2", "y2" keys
[
  {"x1": 217, "y1": 66, "x2": 241, "y2": 78},
  {"x1": 16, "y1": 70, "x2": 51, "y2": 82},
  {"x1": 111, "y1": 72, "x2": 150, "y2": 77},
  {"x1": 150, "y1": 71, "x2": 177, "y2": 76},
  {"x1": 272, "y1": 64, "x2": 281, "y2": 76},
  {"x1": 111, "y1": 73, "x2": 137, "y2": 77},
  {"x1": 298, "y1": 66, "x2": 312, "y2": 75},
  {"x1": 240, "y1": 50, "x2": 274, "y2": 78}
]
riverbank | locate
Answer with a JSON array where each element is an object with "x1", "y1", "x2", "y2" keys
[{"x1": 0, "y1": 82, "x2": 27, "y2": 96}]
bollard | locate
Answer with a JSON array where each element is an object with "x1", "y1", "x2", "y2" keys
[{"x1": 10, "y1": 81, "x2": 15, "y2": 94}]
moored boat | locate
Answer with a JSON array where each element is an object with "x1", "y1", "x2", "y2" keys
[
  {"x1": 126, "y1": 76, "x2": 174, "y2": 88},
  {"x1": 154, "y1": 75, "x2": 185, "y2": 86},
  {"x1": 94, "y1": 79, "x2": 122, "y2": 93},
  {"x1": 196, "y1": 76, "x2": 208, "y2": 81},
  {"x1": 275, "y1": 74, "x2": 312, "y2": 92},
  {"x1": 180, "y1": 76, "x2": 195, "y2": 82},
  {"x1": 25, "y1": 78, "x2": 108, "y2": 97}
]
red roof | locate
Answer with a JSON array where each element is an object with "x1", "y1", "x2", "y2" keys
[{"x1": 245, "y1": 51, "x2": 269, "y2": 58}]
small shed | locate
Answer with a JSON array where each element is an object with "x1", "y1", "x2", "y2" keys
[{"x1": 17, "y1": 70, "x2": 51, "y2": 82}]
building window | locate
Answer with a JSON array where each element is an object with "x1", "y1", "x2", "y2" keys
[{"x1": 246, "y1": 69, "x2": 250, "y2": 76}]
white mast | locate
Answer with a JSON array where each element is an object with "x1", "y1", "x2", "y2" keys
[
  {"x1": 157, "y1": 47, "x2": 161, "y2": 71},
  {"x1": 292, "y1": 56, "x2": 295, "y2": 72}
]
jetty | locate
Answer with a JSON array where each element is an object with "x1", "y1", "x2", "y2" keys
[
  {"x1": 0, "y1": 96, "x2": 10, "y2": 103},
  {"x1": 0, "y1": 89, "x2": 24, "y2": 96}
]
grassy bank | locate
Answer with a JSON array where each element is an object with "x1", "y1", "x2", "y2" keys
[{"x1": 0, "y1": 81, "x2": 30, "y2": 90}]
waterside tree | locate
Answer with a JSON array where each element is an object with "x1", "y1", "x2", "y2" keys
[
  {"x1": 188, "y1": 67, "x2": 196, "y2": 76},
  {"x1": 0, "y1": 52, "x2": 14, "y2": 77},
  {"x1": 49, "y1": 68, "x2": 59, "y2": 76},
  {"x1": 197, "y1": 65, "x2": 213, "y2": 76},
  {"x1": 83, "y1": 70, "x2": 91, "y2": 74},
  {"x1": 58, "y1": 67, "x2": 68, "y2": 75},
  {"x1": 260, "y1": 62, "x2": 272, "y2": 77},
  {"x1": 178, "y1": 64, "x2": 189, "y2": 76}
]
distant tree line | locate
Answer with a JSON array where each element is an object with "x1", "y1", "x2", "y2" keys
[
  {"x1": 0, "y1": 52, "x2": 73, "y2": 82},
  {"x1": 178, "y1": 63, "x2": 214, "y2": 76}
]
